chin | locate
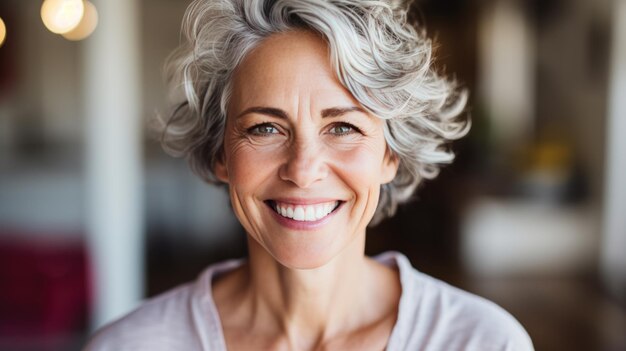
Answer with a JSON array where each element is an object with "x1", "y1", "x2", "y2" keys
[{"x1": 262, "y1": 238, "x2": 344, "y2": 270}]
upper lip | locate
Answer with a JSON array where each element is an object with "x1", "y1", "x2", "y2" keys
[{"x1": 268, "y1": 198, "x2": 343, "y2": 205}]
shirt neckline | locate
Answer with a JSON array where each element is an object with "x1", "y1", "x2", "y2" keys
[{"x1": 194, "y1": 251, "x2": 415, "y2": 351}]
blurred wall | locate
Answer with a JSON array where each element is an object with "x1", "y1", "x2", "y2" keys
[{"x1": 0, "y1": 0, "x2": 238, "y2": 245}]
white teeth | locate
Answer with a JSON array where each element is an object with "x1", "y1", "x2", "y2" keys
[
  {"x1": 305, "y1": 207, "x2": 315, "y2": 221},
  {"x1": 315, "y1": 205, "x2": 325, "y2": 220},
  {"x1": 293, "y1": 207, "x2": 305, "y2": 221},
  {"x1": 273, "y1": 201, "x2": 338, "y2": 222}
]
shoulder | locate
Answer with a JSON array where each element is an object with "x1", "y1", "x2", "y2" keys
[
  {"x1": 84, "y1": 283, "x2": 201, "y2": 351},
  {"x1": 383, "y1": 252, "x2": 534, "y2": 351},
  {"x1": 83, "y1": 258, "x2": 246, "y2": 351},
  {"x1": 417, "y1": 272, "x2": 533, "y2": 350}
]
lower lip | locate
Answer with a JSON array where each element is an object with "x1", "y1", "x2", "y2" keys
[{"x1": 266, "y1": 202, "x2": 342, "y2": 231}]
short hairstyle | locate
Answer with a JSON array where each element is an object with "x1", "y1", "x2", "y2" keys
[{"x1": 161, "y1": 0, "x2": 469, "y2": 225}]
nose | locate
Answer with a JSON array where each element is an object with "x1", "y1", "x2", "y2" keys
[{"x1": 278, "y1": 137, "x2": 329, "y2": 189}]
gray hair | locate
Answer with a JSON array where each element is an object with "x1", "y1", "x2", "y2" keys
[{"x1": 160, "y1": 0, "x2": 469, "y2": 225}]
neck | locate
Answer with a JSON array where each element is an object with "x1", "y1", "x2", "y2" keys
[{"x1": 243, "y1": 232, "x2": 380, "y2": 348}]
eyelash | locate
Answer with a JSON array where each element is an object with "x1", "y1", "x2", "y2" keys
[
  {"x1": 246, "y1": 122, "x2": 361, "y2": 137},
  {"x1": 327, "y1": 122, "x2": 361, "y2": 136},
  {"x1": 247, "y1": 122, "x2": 279, "y2": 136}
]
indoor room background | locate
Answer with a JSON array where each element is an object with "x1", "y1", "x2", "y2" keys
[{"x1": 0, "y1": 0, "x2": 624, "y2": 350}]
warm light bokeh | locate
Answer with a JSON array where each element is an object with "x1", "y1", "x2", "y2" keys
[
  {"x1": 0, "y1": 17, "x2": 6, "y2": 47},
  {"x1": 41, "y1": 0, "x2": 84, "y2": 34},
  {"x1": 62, "y1": 1, "x2": 98, "y2": 41}
]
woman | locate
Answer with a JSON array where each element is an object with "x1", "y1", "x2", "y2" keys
[{"x1": 86, "y1": 0, "x2": 534, "y2": 350}]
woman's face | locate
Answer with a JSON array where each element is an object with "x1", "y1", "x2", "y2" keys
[{"x1": 216, "y1": 31, "x2": 398, "y2": 269}]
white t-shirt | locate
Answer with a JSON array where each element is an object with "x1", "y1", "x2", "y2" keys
[{"x1": 85, "y1": 251, "x2": 534, "y2": 351}]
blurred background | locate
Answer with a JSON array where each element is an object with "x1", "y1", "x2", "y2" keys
[{"x1": 0, "y1": 0, "x2": 625, "y2": 350}]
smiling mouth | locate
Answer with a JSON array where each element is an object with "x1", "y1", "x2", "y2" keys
[{"x1": 265, "y1": 200, "x2": 343, "y2": 222}]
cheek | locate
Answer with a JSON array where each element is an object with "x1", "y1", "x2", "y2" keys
[
  {"x1": 329, "y1": 144, "x2": 385, "y2": 229},
  {"x1": 225, "y1": 139, "x2": 283, "y2": 190},
  {"x1": 330, "y1": 143, "x2": 387, "y2": 189}
]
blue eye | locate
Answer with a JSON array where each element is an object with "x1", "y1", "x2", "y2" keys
[
  {"x1": 248, "y1": 123, "x2": 279, "y2": 135},
  {"x1": 329, "y1": 123, "x2": 357, "y2": 135}
]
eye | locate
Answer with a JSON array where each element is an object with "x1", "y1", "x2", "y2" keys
[
  {"x1": 247, "y1": 123, "x2": 280, "y2": 136},
  {"x1": 328, "y1": 123, "x2": 360, "y2": 136}
]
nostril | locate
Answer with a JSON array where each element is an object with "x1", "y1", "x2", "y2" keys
[
  {"x1": 278, "y1": 157, "x2": 328, "y2": 188},
  {"x1": 279, "y1": 146, "x2": 330, "y2": 187}
]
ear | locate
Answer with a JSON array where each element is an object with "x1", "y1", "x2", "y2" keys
[
  {"x1": 214, "y1": 154, "x2": 229, "y2": 184},
  {"x1": 380, "y1": 147, "x2": 399, "y2": 184}
]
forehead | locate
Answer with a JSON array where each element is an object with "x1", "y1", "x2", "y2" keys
[{"x1": 229, "y1": 30, "x2": 359, "y2": 111}]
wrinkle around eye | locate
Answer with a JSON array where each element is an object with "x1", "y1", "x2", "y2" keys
[
  {"x1": 321, "y1": 127, "x2": 386, "y2": 155},
  {"x1": 322, "y1": 136, "x2": 376, "y2": 154},
  {"x1": 230, "y1": 127, "x2": 288, "y2": 151}
]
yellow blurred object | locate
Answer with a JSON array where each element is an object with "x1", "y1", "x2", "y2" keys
[
  {"x1": 41, "y1": 0, "x2": 85, "y2": 34},
  {"x1": 0, "y1": 17, "x2": 6, "y2": 47},
  {"x1": 62, "y1": 1, "x2": 98, "y2": 41},
  {"x1": 533, "y1": 141, "x2": 571, "y2": 172}
]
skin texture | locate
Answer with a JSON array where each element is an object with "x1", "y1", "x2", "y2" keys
[{"x1": 213, "y1": 30, "x2": 402, "y2": 351}]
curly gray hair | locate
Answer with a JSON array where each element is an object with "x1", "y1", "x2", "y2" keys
[{"x1": 160, "y1": 0, "x2": 469, "y2": 225}]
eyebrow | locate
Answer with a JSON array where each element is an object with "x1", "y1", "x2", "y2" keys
[{"x1": 235, "y1": 106, "x2": 366, "y2": 119}]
